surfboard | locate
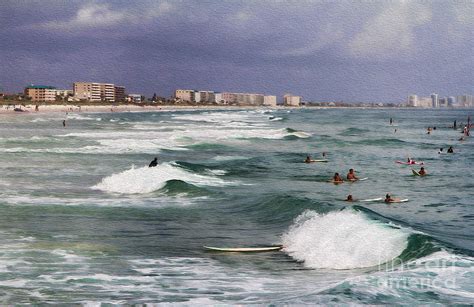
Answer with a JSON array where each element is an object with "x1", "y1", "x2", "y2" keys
[
  {"x1": 328, "y1": 180, "x2": 344, "y2": 184},
  {"x1": 360, "y1": 197, "x2": 383, "y2": 202},
  {"x1": 348, "y1": 177, "x2": 368, "y2": 182},
  {"x1": 412, "y1": 170, "x2": 420, "y2": 176},
  {"x1": 388, "y1": 199, "x2": 409, "y2": 203},
  {"x1": 396, "y1": 161, "x2": 424, "y2": 165},
  {"x1": 203, "y1": 246, "x2": 282, "y2": 252},
  {"x1": 305, "y1": 159, "x2": 328, "y2": 163}
]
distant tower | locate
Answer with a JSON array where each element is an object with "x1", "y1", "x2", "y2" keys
[
  {"x1": 408, "y1": 95, "x2": 418, "y2": 107},
  {"x1": 431, "y1": 93, "x2": 439, "y2": 108}
]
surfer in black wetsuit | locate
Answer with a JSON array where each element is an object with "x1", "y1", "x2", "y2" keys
[
  {"x1": 447, "y1": 146, "x2": 454, "y2": 153},
  {"x1": 149, "y1": 157, "x2": 158, "y2": 167}
]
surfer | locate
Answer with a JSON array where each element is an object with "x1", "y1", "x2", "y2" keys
[
  {"x1": 447, "y1": 146, "x2": 454, "y2": 153},
  {"x1": 346, "y1": 169, "x2": 358, "y2": 181},
  {"x1": 419, "y1": 167, "x2": 426, "y2": 176},
  {"x1": 385, "y1": 194, "x2": 400, "y2": 203},
  {"x1": 62, "y1": 120, "x2": 66, "y2": 127},
  {"x1": 304, "y1": 155, "x2": 312, "y2": 163},
  {"x1": 345, "y1": 194, "x2": 354, "y2": 202},
  {"x1": 407, "y1": 157, "x2": 415, "y2": 165},
  {"x1": 148, "y1": 157, "x2": 158, "y2": 167},
  {"x1": 332, "y1": 173, "x2": 344, "y2": 183},
  {"x1": 438, "y1": 148, "x2": 444, "y2": 154},
  {"x1": 390, "y1": 118, "x2": 393, "y2": 125}
]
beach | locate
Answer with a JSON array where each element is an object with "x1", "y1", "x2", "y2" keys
[{"x1": 0, "y1": 107, "x2": 473, "y2": 304}]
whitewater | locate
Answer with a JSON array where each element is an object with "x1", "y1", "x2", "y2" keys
[{"x1": 0, "y1": 108, "x2": 473, "y2": 304}]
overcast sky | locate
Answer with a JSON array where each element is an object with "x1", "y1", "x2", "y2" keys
[{"x1": 0, "y1": 0, "x2": 472, "y2": 102}]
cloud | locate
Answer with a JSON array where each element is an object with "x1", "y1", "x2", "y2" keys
[
  {"x1": 349, "y1": 2, "x2": 432, "y2": 59},
  {"x1": 41, "y1": 1, "x2": 174, "y2": 31}
]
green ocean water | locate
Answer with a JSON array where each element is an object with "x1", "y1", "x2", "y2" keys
[{"x1": 0, "y1": 108, "x2": 473, "y2": 304}]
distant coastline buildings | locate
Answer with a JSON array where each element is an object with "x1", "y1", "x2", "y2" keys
[
  {"x1": 174, "y1": 89, "x2": 284, "y2": 106},
  {"x1": 407, "y1": 93, "x2": 474, "y2": 108}
]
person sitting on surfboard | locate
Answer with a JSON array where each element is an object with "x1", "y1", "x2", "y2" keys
[
  {"x1": 345, "y1": 194, "x2": 354, "y2": 202},
  {"x1": 333, "y1": 173, "x2": 344, "y2": 183},
  {"x1": 304, "y1": 155, "x2": 312, "y2": 163},
  {"x1": 346, "y1": 169, "x2": 358, "y2": 181},
  {"x1": 418, "y1": 167, "x2": 426, "y2": 176},
  {"x1": 447, "y1": 146, "x2": 454, "y2": 153},
  {"x1": 149, "y1": 157, "x2": 158, "y2": 167}
]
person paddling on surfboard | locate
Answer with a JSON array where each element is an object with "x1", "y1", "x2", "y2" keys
[
  {"x1": 346, "y1": 168, "x2": 359, "y2": 181},
  {"x1": 419, "y1": 167, "x2": 426, "y2": 176},
  {"x1": 332, "y1": 172, "x2": 344, "y2": 183},
  {"x1": 345, "y1": 194, "x2": 354, "y2": 202},
  {"x1": 149, "y1": 157, "x2": 158, "y2": 167},
  {"x1": 385, "y1": 194, "x2": 400, "y2": 203}
]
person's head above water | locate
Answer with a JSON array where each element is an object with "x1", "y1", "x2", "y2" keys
[
  {"x1": 349, "y1": 168, "x2": 354, "y2": 173},
  {"x1": 346, "y1": 194, "x2": 353, "y2": 201}
]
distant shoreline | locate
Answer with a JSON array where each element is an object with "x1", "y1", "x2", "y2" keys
[{"x1": 0, "y1": 103, "x2": 470, "y2": 115}]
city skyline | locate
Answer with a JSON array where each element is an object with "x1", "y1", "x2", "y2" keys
[{"x1": 0, "y1": 1, "x2": 473, "y2": 102}]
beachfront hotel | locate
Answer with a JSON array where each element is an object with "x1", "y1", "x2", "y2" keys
[
  {"x1": 24, "y1": 85, "x2": 57, "y2": 102},
  {"x1": 73, "y1": 82, "x2": 124, "y2": 102}
]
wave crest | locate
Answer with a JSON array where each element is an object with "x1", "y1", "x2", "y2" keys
[{"x1": 282, "y1": 210, "x2": 409, "y2": 269}]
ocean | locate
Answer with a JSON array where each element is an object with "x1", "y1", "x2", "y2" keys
[{"x1": 0, "y1": 108, "x2": 473, "y2": 304}]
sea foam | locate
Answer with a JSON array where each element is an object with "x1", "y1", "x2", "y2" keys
[
  {"x1": 92, "y1": 163, "x2": 232, "y2": 194},
  {"x1": 282, "y1": 210, "x2": 409, "y2": 269}
]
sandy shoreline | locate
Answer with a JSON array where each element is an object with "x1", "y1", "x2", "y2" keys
[
  {"x1": 0, "y1": 103, "x2": 427, "y2": 115},
  {"x1": 0, "y1": 104, "x2": 279, "y2": 115}
]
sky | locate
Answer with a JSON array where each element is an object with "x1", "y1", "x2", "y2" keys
[{"x1": 0, "y1": 0, "x2": 473, "y2": 102}]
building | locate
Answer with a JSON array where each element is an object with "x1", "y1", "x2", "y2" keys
[
  {"x1": 214, "y1": 92, "x2": 223, "y2": 104},
  {"x1": 431, "y1": 93, "x2": 439, "y2": 108},
  {"x1": 175, "y1": 89, "x2": 195, "y2": 102},
  {"x1": 447, "y1": 96, "x2": 456, "y2": 107},
  {"x1": 114, "y1": 86, "x2": 126, "y2": 102},
  {"x1": 24, "y1": 85, "x2": 57, "y2": 102},
  {"x1": 128, "y1": 94, "x2": 142, "y2": 103},
  {"x1": 73, "y1": 82, "x2": 116, "y2": 102},
  {"x1": 220, "y1": 92, "x2": 264, "y2": 105},
  {"x1": 283, "y1": 94, "x2": 301, "y2": 106},
  {"x1": 456, "y1": 95, "x2": 474, "y2": 107},
  {"x1": 417, "y1": 97, "x2": 433, "y2": 108},
  {"x1": 408, "y1": 95, "x2": 418, "y2": 107},
  {"x1": 74, "y1": 82, "x2": 101, "y2": 101},
  {"x1": 198, "y1": 91, "x2": 215, "y2": 104},
  {"x1": 263, "y1": 95, "x2": 277, "y2": 106}
]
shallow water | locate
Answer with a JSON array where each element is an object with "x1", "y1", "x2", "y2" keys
[{"x1": 0, "y1": 108, "x2": 473, "y2": 304}]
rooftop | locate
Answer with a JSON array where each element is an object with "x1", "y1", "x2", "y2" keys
[{"x1": 25, "y1": 85, "x2": 56, "y2": 89}]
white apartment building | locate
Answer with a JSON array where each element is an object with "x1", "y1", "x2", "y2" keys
[
  {"x1": 431, "y1": 93, "x2": 439, "y2": 108},
  {"x1": 263, "y1": 95, "x2": 277, "y2": 106},
  {"x1": 408, "y1": 95, "x2": 418, "y2": 107},
  {"x1": 283, "y1": 94, "x2": 301, "y2": 106},
  {"x1": 74, "y1": 82, "x2": 115, "y2": 102}
]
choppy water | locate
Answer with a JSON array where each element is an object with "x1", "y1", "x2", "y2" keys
[{"x1": 0, "y1": 108, "x2": 473, "y2": 304}]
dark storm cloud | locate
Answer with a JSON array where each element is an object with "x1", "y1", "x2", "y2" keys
[{"x1": 0, "y1": 0, "x2": 472, "y2": 101}]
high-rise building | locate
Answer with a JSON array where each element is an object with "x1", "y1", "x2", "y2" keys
[
  {"x1": 263, "y1": 95, "x2": 277, "y2": 106},
  {"x1": 431, "y1": 93, "x2": 439, "y2": 108},
  {"x1": 198, "y1": 91, "x2": 215, "y2": 103},
  {"x1": 283, "y1": 94, "x2": 301, "y2": 106},
  {"x1": 214, "y1": 92, "x2": 223, "y2": 104},
  {"x1": 114, "y1": 86, "x2": 126, "y2": 102},
  {"x1": 408, "y1": 95, "x2": 418, "y2": 107},
  {"x1": 24, "y1": 85, "x2": 57, "y2": 102},
  {"x1": 456, "y1": 95, "x2": 474, "y2": 107},
  {"x1": 73, "y1": 82, "x2": 116, "y2": 102}
]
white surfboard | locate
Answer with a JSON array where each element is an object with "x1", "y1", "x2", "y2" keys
[
  {"x1": 204, "y1": 246, "x2": 282, "y2": 252},
  {"x1": 390, "y1": 199, "x2": 409, "y2": 203},
  {"x1": 360, "y1": 197, "x2": 383, "y2": 202}
]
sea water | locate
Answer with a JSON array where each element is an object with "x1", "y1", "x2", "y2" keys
[{"x1": 0, "y1": 108, "x2": 473, "y2": 304}]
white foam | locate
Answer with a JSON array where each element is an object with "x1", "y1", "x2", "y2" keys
[
  {"x1": 92, "y1": 163, "x2": 234, "y2": 194},
  {"x1": 282, "y1": 210, "x2": 409, "y2": 269}
]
